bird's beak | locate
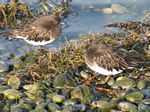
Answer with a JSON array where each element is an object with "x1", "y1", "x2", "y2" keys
[{"x1": 60, "y1": 22, "x2": 66, "y2": 25}]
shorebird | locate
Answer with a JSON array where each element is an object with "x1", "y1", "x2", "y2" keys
[
  {"x1": 85, "y1": 43, "x2": 141, "y2": 84},
  {"x1": 8, "y1": 14, "x2": 62, "y2": 50}
]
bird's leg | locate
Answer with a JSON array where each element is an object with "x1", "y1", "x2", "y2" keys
[{"x1": 84, "y1": 74, "x2": 101, "y2": 85}]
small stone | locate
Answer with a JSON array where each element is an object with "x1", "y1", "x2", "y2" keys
[
  {"x1": 0, "y1": 60, "x2": 9, "y2": 72},
  {"x1": 23, "y1": 84, "x2": 33, "y2": 90},
  {"x1": 53, "y1": 73, "x2": 75, "y2": 88},
  {"x1": 31, "y1": 82, "x2": 45, "y2": 90},
  {"x1": 98, "y1": 99, "x2": 123, "y2": 112},
  {"x1": 102, "y1": 8, "x2": 113, "y2": 14},
  {"x1": 48, "y1": 103, "x2": 61, "y2": 112},
  {"x1": 52, "y1": 95, "x2": 65, "y2": 103},
  {"x1": 10, "y1": 103, "x2": 32, "y2": 111},
  {"x1": 0, "y1": 85, "x2": 10, "y2": 93},
  {"x1": 111, "y1": 3, "x2": 127, "y2": 14},
  {"x1": 145, "y1": 72, "x2": 150, "y2": 76},
  {"x1": 92, "y1": 100, "x2": 109, "y2": 108},
  {"x1": 10, "y1": 108, "x2": 23, "y2": 112},
  {"x1": 117, "y1": 101, "x2": 137, "y2": 111},
  {"x1": 71, "y1": 85, "x2": 92, "y2": 99},
  {"x1": 28, "y1": 98, "x2": 45, "y2": 105},
  {"x1": 74, "y1": 104, "x2": 88, "y2": 112},
  {"x1": 25, "y1": 90, "x2": 45, "y2": 99},
  {"x1": 63, "y1": 98, "x2": 81, "y2": 105},
  {"x1": 116, "y1": 76, "x2": 130, "y2": 81},
  {"x1": 137, "y1": 80, "x2": 147, "y2": 90},
  {"x1": 125, "y1": 92, "x2": 144, "y2": 102},
  {"x1": 29, "y1": 108, "x2": 48, "y2": 112},
  {"x1": 138, "y1": 103, "x2": 150, "y2": 112},
  {"x1": 111, "y1": 79, "x2": 136, "y2": 89},
  {"x1": 62, "y1": 105, "x2": 80, "y2": 112},
  {"x1": 35, "y1": 103, "x2": 47, "y2": 109},
  {"x1": 3, "y1": 89, "x2": 22, "y2": 99},
  {"x1": 80, "y1": 71, "x2": 90, "y2": 79},
  {"x1": 8, "y1": 76, "x2": 21, "y2": 89},
  {"x1": 107, "y1": 78, "x2": 115, "y2": 86}
]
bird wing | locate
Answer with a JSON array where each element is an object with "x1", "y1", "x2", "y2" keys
[{"x1": 94, "y1": 47, "x2": 129, "y2": 71}]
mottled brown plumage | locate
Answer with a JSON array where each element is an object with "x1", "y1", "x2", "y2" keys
[
  {"x1": 9, "y1": 14, "x2": 61, "y2": 46},
  {"x1": 85, "y1": 43, "x2": 140, "y2": 83}
]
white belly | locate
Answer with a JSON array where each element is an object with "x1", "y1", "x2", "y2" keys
[
  {"x1": 87, "y1": 62, "x2": 123, "y2": 76},
  {"x1": 16, "y1": 36, "x2": 55, "y2": 46}
]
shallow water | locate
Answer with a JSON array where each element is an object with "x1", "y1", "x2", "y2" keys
[{"x1": 0, "y1": 0, "x2": 150, "y2": 63}]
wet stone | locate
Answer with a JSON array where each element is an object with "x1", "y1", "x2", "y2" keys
[
  {"x1": 25, "y1": 90, "x2": 45, "y2": 99},
  {"x1": 63, "y1": 98, "x2": 81, "y2": 106},
  {"x1": 28, "y1": 98, "x2": 45, "y2": 105},
  {"x1": 80, "y1": 71, "x2": 90, "y2": 79},
  {"x1": 10, "y1": 103, "x2": 32, "y2": 111},
  {"x1": 8, "y1": 76, "x2": 21, "y2": 89},
  {"x1": 117, "y1": 101, "x2": 137, "y2": 111},
  {"x1": 125, "y1": 92, "x2": 144, "y2": 102},
  {"x1": 62, "y1": 105, "x2": 80, "y2": 112},
  {"x1": 138, "y1": 104, "x2": 150, "y2": 112},
  {"x1": 10, "y1": 108, "x2": 23, "y2": 112},
  {"x1": 30, "y1": 82, "x2": 45, "y2": 90},
  {"x1": 0, "y1": 60, "x2": 9, "y2": 72},
  {"x1": 52, "y1": 95, "x2": 65, "y2": 103},
  {"x1": 139, "y1": 99, "x2": 150, "y2": 105},
  {"x1": 116, "y1": 76, "x2": 130, "y2": 81},
  {"x1": 102, "y1": 8, "x2": 113, "y2": 14},
  {"x1": 23, "y1": 84, "x2": 33, "y2": 91},
  {"x1": 74, "y1": 104, "x2": 88, "y2": 112},
  {"x1": 111, "y1": 3, "x2": 127, "y2": 14},
  {"x1": 111, "y1": 79, "x2": 136, "y2": 89},
  {"x1": 98, "y1": 99, "x2": 123, "y2": 112},
  {"x1": 29, "y1": 108, "x2": 48, "y2": 112},
  {"x1": 48, "y1": 103, "x2": 61, "y2": 112},
  {"x1": 141, "y1": 89, "x2": 150, "y2": 96},
  {"x1": 145, "y1": 72, "x2": 150, "y2": 76},
  {"x1": 71, "y1": 85, "x2": 92, "y2": 99},
  {"x1": 137, "y1": 80, "x2": 147, "y2": 90},
  {"x1": 35, "y1": 103, "x2": 47, "y2": 109},
  {"x1": 3, "y1": 89, "x2": 22, "y2": 99},
  {"x1": 0, "y1": 85, "x2": 10, "y2": 93},
  {"x1": 107, "y1": 78, "x2": 115, "y2": 86},
  {"x1": 53, "y1": 73, "x2": 75, "y2": 88},
  {"x1": 92, "y1": 100, "x2": 109, "y2": 108}
]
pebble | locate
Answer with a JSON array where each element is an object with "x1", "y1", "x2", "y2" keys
[
  {"x1": 52, "y1": 95, "x2": 65, "y2": 103},
  {"x1": 111, "y1": 79, "x2": 136, "y2": 89},
  {"x1": 91, "y1": 100, "x2": 109, "y2": 108},
  {"x1": 62, "y1": 105, "x2": 80, "y2": 112},
  {"x1": 8, "y1": 76, "x2": 21, "y2": 89},
  {"x1": 10, "y1": 108, "x2": 23, "y2": 112},
  {"x1": 3, "y1": 89, "x2": 22, "y2": 99},
  {"x1": 137, "y1": 80, "x2": 147, "y2": 90},
  {"x1": 144, "y1": 72, "x2": 150, "y2": 76},
  {"x1": 0, "y1": 60, "x2": 9, "y2": 72},
  {"x1": 117, "y1": 101, "x2": 137, "y2": 111},
  {"x1": 53, "y1": 73, "x2": 75, "y2": 88},
  {"x1": 80, "y1": 71, "x2": 90, "y2": 79},
  {"x1": 0, "y1": 85, "x2": 10, "y2": 93},
  {"x1": 125, "y1": 92, "x2": 144, "y2": 102},
  {"x1": 48, "y1": 103, "x2": 61, "y2": 112},
  {"x1": 29, "y1": 108, "x2": 48, "y2": 112},
  {"x1": 111, "y1": 3, "x2": 127, "y2": 14},
  {"x1": 102, "y1": 8, "x2": 113, "y2": 14},
  {"x1": 63, "y1": 98, "x2": 81, "y2": 105},
  {"x1": 10, "y1": 103, "x2": 32, "y2": 111},
  {"x1": 138, "y1": 103, "x2": 150, "y2": 112}
]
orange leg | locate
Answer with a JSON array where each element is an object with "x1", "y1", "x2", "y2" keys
[{"x1": 84, "y1": 74, "x2": 111, "y2": 85}]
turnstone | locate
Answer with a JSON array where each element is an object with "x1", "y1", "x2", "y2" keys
[
  {"x1": 8, "y1": 14, "x2": 62, "y2": 49},
  {"x1": 85, "y1": 43, "x2": 140, "y2": 84}
]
